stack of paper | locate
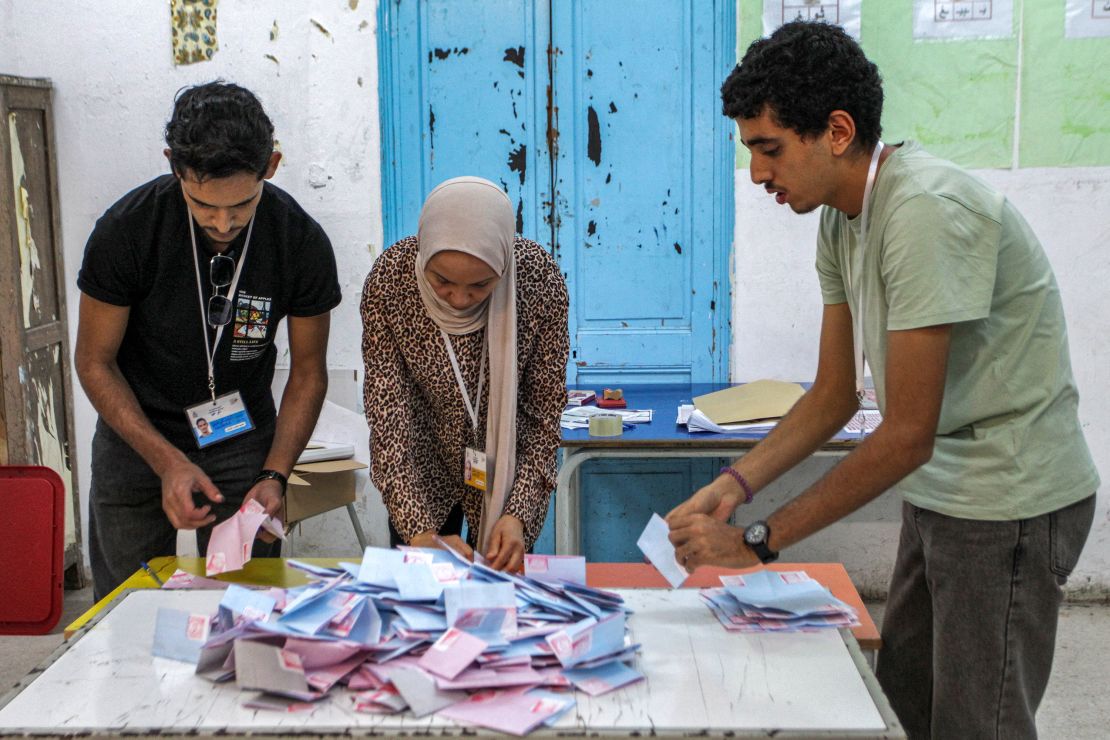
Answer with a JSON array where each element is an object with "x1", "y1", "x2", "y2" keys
[
  {"x1": 673, "y1": 380, "x2": 804, "y2": 434},
  {"x1": 151, "y1": 546, "x2": 644, "y2": 735},
  {"x1": 699, "y1": 570, "x2": 859, "y2": 633},
  {"x1": 560, "y1": 406, "x2": 652, "y2": 430},
  {"x1": 676, "y1": 404, "x2": 777, "y2": 434},
  {"x1": 693, "y1": 380, "x2": 805, "y2": 424},
  {"x1": 297, "y1": 439, "x2": 356, "y2": 464}
]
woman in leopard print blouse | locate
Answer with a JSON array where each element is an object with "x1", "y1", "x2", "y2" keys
[{"x1": 361, "y1": 177, "x2": 569, "y2": 571}]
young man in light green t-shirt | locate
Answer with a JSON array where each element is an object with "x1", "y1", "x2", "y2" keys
[{"x1": 666, "y1": 20, "x2": 1097, "y2": 739}]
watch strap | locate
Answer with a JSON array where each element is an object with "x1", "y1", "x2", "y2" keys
[
  {"x1": 745, "y1": 521, "x2": 779, "y2": 564},
  {"x1": 252, "y1": 469, "x2": 288, "y2": 496}
]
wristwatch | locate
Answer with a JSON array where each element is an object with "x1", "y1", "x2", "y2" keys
[
  {"x1": 252, "y1": 469, "x2": 288, "y2": 496},
  {"x1": 743, "y1": 520, "x2": 779, "y2": 564}
]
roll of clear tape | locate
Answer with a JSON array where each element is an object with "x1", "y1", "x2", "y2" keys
[{"x1": 588, "y1": 412, "x2": 623, "y2": 437}]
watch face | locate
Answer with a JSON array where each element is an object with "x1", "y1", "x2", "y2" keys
[{"x1": 745, "y1": 523, "x2": 768, "y2": 545}]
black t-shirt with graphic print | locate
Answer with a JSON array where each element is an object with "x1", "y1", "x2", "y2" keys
[{"x1": 78, "y1": 174, "x2": 341, "y2": 450}]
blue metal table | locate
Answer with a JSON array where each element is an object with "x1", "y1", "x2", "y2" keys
[{"x1": 555, "y1": 384, "x2": 860, "y2": 555}]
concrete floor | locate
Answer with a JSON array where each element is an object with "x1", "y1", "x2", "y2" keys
[{"x1": 1, "y1": 588, "x2": 1107, "y2": 737}]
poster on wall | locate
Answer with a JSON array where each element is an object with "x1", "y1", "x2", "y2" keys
[
  {"x1": 763, "y1": 0, "x2": 862, "y2": 40},
  {"x1": 171, "y1": 0, "x2": 220, "y2": 65},
  {"x1": 913, "y1": 0, "x2": 1014, "y2": 39},
  {"x1": 1065, "y1": 0, "x2": 1110, "y2": 38}
]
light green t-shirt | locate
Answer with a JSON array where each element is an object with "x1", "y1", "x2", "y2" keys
[{"x1": 816, "y1": 141, "x2": 1099, "y2": 520}]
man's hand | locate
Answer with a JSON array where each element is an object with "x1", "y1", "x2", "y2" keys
[
  {"x1": 485, "y1": 515, "x2": 525, "y2": 573},
  {"x1": 245, "y1": 478, "x2": 284, "y2": 542},
  {"x1": 160, "y1": 460, "x2": 223, "y2": 529},
  {"x1": 410, "y1": 531, "x2": 475, "y2": 561},
  {"x1": 666, "y1": 478, "x2": 741, "y2": 526},
  {"x1": 667, "y1": 513, "x2": 759, "y2": 573}
]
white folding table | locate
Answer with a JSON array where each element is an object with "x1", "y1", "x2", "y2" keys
[{"x1": 0, "y1": 587, "x2": 902, "y2": 738}]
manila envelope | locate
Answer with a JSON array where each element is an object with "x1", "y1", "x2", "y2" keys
[{"x1": 693, "y1": 379, "x2": 805, "y2": 424}]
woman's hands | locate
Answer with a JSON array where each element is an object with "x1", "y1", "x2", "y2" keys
[
  {"x1": 410, "y1": 531, "x2": 475, "y2": 561},
  {"x1": 408, "y1": 514, "x2": 525, "y2": 572},
  {"x1": 485, "y1": 515, "x2": 525, "y2": 572}
]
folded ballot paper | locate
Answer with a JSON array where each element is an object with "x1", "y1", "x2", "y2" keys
[
  {"x1": 700, "y1": 570, "x2": 860, "y2": 633},
  {"x1": 151, "y1": 543, "x2": 644, "y2": 735}
]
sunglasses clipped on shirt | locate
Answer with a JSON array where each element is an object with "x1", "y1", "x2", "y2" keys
[{"x1": 208, "y1": 253, "x2": 235, "y2": 327}]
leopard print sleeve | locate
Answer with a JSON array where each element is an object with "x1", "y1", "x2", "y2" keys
[
  {"x1": 501, "y1": 239, "x2": 570, "y2": 548},
  {"x1": 360, "y1": 240, "x2": 456, "y2": 542}
]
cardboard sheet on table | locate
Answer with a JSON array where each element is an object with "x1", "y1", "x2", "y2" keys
[{"x1": 693, "y1": 379, "x2": 805, "y2": 424}]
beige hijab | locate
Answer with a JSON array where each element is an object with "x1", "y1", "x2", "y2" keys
[{"x1": 415, "y1": 176, "x2": 517, "y2": 553}]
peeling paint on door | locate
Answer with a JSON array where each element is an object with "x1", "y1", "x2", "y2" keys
[{"x1": 8, "y1": 113, "x2": 41, "y2": 329}]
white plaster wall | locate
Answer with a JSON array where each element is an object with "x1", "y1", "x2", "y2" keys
[
  {"x1": 732, "y1": 166, "x2": 1110, "y2": 596},
  {"x1": 4, "y1": 3, "x2": 1107, "y2": 594},
  {"x1": 0, "y1": 5, "x2": 15, "y2": 71},
  {"x1": 2, "y1": 2, "x2": 387, "y2": 559}
]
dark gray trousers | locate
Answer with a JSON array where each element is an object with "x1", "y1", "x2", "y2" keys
[
  {"x1": 88, "y1": 419, "x2": 281, "y2": 601},
  {"x1": 876, "y1": 495, "x2": 1095, "y2": 740}
]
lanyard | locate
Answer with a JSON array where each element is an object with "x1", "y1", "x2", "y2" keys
[
  {"x1": 189, "y1": 214, "x2": 255, "y2": 401},
  {"x1": 441, "y1": 328, "x2": 487, "y2": 434},
  {"x1": 845, "y1": 141, "x2": 884, "y2": 403}
]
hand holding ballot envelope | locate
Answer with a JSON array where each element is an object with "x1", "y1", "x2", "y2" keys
[
  {"x1": 410, "y1": 514, "x2": 526, "y2": 573},
  {"x1": 665, "y1": 478, "x2": 758, "y2": 572}
]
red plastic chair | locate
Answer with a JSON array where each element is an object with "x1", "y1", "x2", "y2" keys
[{"x1": 0, "y1": 466, "x2": 65, "y2": 635}]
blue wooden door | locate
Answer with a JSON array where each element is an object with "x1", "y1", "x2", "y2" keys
[
  {"x1": 550, "y1": 1, "x2": 734, "y2": 385},
  {"x1": 378, "y1": 1, "x2": 736, "y2": 557},
  {"x1": 378, "y1": 2, "x2": 733, "y2": 381},
  {"x1": 378, "y1": 0, "x2": 552, "y2": 246}
]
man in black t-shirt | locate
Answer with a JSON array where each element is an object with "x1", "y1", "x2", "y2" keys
[{"x1": 76, "y1": 82, "x2": 342, "y2": 599}]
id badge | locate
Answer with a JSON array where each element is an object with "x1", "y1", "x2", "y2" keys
[
  {"x1": 185, "y1": 391, "x2": 255, "y2": 449},
  {"x1": 463, "y1": 447, "x2": 488, "y2": 492}
]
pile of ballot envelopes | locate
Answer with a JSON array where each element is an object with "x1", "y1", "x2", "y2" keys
[
  {"x1": 151, "y1": 544, "x2": 643, "y2": 735},
  {"x1": 700, "y1": 569, "x2": 860, "y2": 633}
]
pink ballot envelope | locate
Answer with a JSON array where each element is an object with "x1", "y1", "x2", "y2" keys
[
  {"x1": 417, "y1": 627, "x2": 488, "y2": 680},
  {"x1": 523, "y1": 554, "x2": 587, "y2": 585},
  {"x1": 205, "y1": 499, "x2": 282, "y2": 575},
  {"x1": 439, "y1": 688, "x2": 571, "y2": 736}
]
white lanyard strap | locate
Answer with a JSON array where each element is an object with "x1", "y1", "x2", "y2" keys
[
  {"x1": 847, "y1": 141, "x2": 884, "y2": 402},
  {"x1": 441, "y1": 328, "x2": 487, "y2": 433},
  {"x1": 189, "y1": 214, "x2": 255, "y2": 401}
]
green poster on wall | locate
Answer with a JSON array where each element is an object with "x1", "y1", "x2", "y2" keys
[
  {"x1": 1019, "y1": 1, "x2": 1110, "y2": 167},
  {"x1": 733, "y1": 1, "x2": 1110, "y2": 169}
]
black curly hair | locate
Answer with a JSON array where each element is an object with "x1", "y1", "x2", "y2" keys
[
  {"x1": 165, "y1": 81, "x2": 275, "y2": 181},
  {"x1": 721, "y1": 21, "x2": 883, "y2": 151}
]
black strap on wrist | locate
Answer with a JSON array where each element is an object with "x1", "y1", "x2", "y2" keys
[{"x1": 252, "y1": 469, "x2": 288, "y2": 496}]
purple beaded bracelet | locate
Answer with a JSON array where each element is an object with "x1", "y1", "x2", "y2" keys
[{"x1": 719, "y1": 466, "x2": 754, "y2": 504}]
